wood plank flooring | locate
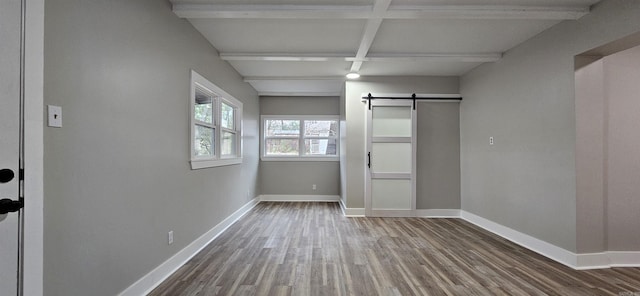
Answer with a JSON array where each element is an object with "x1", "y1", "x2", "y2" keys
[{"x1": 149, "y1": 202, "x2": 640, "y2": 296}]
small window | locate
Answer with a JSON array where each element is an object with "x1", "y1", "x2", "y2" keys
[
  {"x1": 190, "y1": 70, "x2": 243, "y2": 169},
  {"x1": 261, "y1": 116, "x2": 339, "y2": 161}
]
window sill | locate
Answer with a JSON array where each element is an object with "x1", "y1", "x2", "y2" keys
[
  {"x1": 261, "y1": 156, "x2": 339, "y2": 162},
  {"x1": 190, "y1": 157, "x2": 242, "y2": 170}
]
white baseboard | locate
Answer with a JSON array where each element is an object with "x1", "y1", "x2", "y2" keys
[
  {"x1": 460, "y1": 210, "x2": 578, "y2": 269},
  {"x1": 415, "y1": 209, "x2": 461, "y2": 218},
  {"x1": 575, "y1": 251, "x2": 640, "y2": 269},
  {"x1": 575, "y1": 252, "x2": 611, "y2": 269},
  {"x1": 339, "y1": 199, "x2": 365, "y2": 217},
  {"x1": 609, "y1": 251, "x2": 640, "y2": 267},
  {"x1": 259, "y1": 194, "x2": 340, "y2": 202},
  {"x1": 118, "y1": 197, "x2": 260, "y2": 296},
  {"x1": 460, "y1": 210, "x2": 640, "y2": 270}
]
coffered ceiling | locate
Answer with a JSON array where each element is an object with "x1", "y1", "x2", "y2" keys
[{"x1": 170, "y1": 0, "x2": 600, "y2": 96}]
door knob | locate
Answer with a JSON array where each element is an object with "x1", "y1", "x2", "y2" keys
[
  {"x1": 0, "y1": 169, "x2": 14, "y2": 183},
  {"x1": 0, "y1": 198, "x2": 23, "y2": 215}
]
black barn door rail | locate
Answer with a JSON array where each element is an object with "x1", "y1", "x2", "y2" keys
[{"x1": 363, "y1": 93, "x2": 462, "y2": 109}]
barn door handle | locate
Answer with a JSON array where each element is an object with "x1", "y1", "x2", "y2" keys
[
  {"x1": 0, "y1": 198, "x2": 23, "y2": 215},
  {"x1": 367, "y1": 152, "x2": 371, "y2": 168}
]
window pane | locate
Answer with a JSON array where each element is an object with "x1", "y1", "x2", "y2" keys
[
  {"x1": 194, "y1": 125, "x2": 214, "y2": 156},
  {"x1": 221, "y1": 131, "x2": 236, "y2": 156},
  {"x1": 221, "y1": 102, "x2": 234, "y2": 129},
  {"x1": 304, "y1": 120, "x2": 338, "y2": 137},
  {"x1": 265, "y1": 120, "x2": 300, "y2": 137},
  {"x1": 372, "y1": 106, "x2": 411, "y2": 137},
  {"x1": 194, "y1": 89, "x2": 213, "y2": 124},
  {"x1": 304, "y1": 138, "x2": 337, "y2": 156},
  {"x1": 265, "y1": 138, "x2": 299, "y2": 156}
]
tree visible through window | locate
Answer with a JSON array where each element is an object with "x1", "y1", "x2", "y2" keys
[
  {"x1": 190, "y1": 70, "x2": 243, "y2": 169},
  {"x1": 262, "y1": 116, "x2": 339, "y2": 160}
]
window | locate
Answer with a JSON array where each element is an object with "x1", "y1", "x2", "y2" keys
[
  {"x1": 190, "y1": 70, "x2": 242, "y2": 169},
  {"x1": 261, "y1": 116, "x2": 339, "y2": 161}
]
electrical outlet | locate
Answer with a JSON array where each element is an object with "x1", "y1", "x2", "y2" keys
[
  {"x1": 47, "y1": 105, "x2": 62, "y2": 128},
  {"x1": 489, "y1": 136, "x2": 494, "y2": 145},
  {"x1": 246, "y1": 190, "x2": 250, "y2": 198},
  {"x1": 168, "y1": 231, "x2": 174, "y2": 245},
  {"x1": 312, "y1": 184, "x2": 317, "y2": 190}
]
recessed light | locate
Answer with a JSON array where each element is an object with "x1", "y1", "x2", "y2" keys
[{"x1": 346, "y1": 72, "x2": 360, "y2": 79}]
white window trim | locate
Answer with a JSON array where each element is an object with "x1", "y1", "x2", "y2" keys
[
  {"x1": 190, "y1": 70, "x2": 243, "y2": 169},
  {"x1": 261, "y1": 115, "x2": 339, "y2": 162}
]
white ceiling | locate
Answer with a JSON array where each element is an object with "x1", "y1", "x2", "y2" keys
[{"x1": 170, "y1": 0, "x2": 600, "y2": 96}]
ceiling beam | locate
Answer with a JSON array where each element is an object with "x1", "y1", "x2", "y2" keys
[
  {"x1": 220, "y1": 53, "x2": 352, "y2": 62},
  {"x1": 350, "y1": 0, "x2": 392, "y2": 72},
  {"x1": 386, "y1": 5, "x2": 590, "y2": 20},
  {"x1": 223, "y1": 53, "x2": 503, "y2": 63},
  {"x1": 244, "y1": 76, "x2": 344, "y2": 82},
  {"x1": 258, "y1": 92, "x2": 342, "y2": 97},
  {"x1": 173, "y1": 4, "x2": 590, "y2": 20},
  {"x1": 173, "y1": 4, "x2": 372, "y2": 19},
  {"x1": 361, "y1": 53, "x2": 502, "y2": 63}
]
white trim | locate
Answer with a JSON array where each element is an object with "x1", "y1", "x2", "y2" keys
[
  {"x1": 246, "y1": 76, "x2": 344, "y2": 82},
  {"x1": 419, "y1": 210, "x2": 640, "y2": 270},
  {"x1": 190, "y1": 70, "x2": 243, "y2": 170},
  {"x1": 229, "y1": 53, "x2": 502, "y2": 63},
  {"x1": 370, "y1": 209, "x2": 414, "y2": 217},
  {"x1": 575, "y1": 252, "x2": 640, "y2": 269},
  {"x1": 261, "y1": 115, "x2": 340, "y2": 160},
  {"x1": 460, "y1": 210, "x2": 578, "y2": 269},
  {"x1": 414, "y1": 209, "x2": 461, "y2": 218},
  {"x1": 173, "y1": 4, "x2": 589, "y2": 20},
  {"x1": 23, "y1": 0, "x2": 44, "y2": 295},
  {"x1": 190, "y1": 157, "x2": 242, "y2": 169},
  {"x1": 118, "y1": 198, "x2": 260, "y2": 296},
  {"x1": 260, "y1": 157, "x2": 339, "y2": 162},
  {"x1": 575, "y1": 253, "x2": 611, "y2": 269},
  {"x1": 257, "y1": 92, "x2": 342, "y2": 97},
  {"x1": 259, "y1": 195, "x2": 340, "y2": 202},
  {"x1": 339, "y1": 199, "x2": 365, "y2": 217},
  {"x1": 608, "y1": 252, "x2": 640, "y2": 267}
]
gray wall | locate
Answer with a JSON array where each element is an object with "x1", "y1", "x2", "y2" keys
[
  {"x1": 575, "y1": 58, "x2": 607, "y2": 253},
  {"x1": 43, "y1": 1, "x2": 259, "y2": 295},
  {"x1": 259, "y1": 96, "x2": 340, "y2": 196},
  {"x1": 416, "y1": 102, "x2": 461, "y2": 209},
  {"x1": 343, "y1": 76, "x2": 460, "y2": 209},
  {"x1": 460, "y1": 0, "x2": 640, "y2": 252},
  {"x1": 575, "y1": 43, "x2": 640, "y2": 254},
  {"x1": 603, "y1": 45, "x2": 640, "y2": 251},
  {"x1": 340, "y1": 88, "x2": 347, "y2": 205}
]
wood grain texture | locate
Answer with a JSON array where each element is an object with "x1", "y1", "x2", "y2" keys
[{"x1": 149, "y1": 202, "x2": 640, "y2": 295}]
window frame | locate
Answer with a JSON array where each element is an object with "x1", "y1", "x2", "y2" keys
[
  {"x1": 190, "y1": 70, "x2": 243, "y2": 169},
  {"x1": 261, "y1": 115, "x2": 339, "y2": 162}
]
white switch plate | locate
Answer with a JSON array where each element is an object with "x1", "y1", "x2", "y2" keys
[
  {"x1": 168, "y1": 231, "x2": 174, "y2": 245},
  {"x1": 48, "y1": 105, "x2": 62, "y2": 128}
]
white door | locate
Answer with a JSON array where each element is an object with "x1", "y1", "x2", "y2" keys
[
  {"x1": 1, "y1": 0, "x2": 25, "y2": 295},
  {"x1": 365, "y1": 100, "x2": 416, "y2": 217}
]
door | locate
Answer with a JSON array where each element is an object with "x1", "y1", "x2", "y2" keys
[
  {"x1": 365, "y1": 100, "x2": 416, "y2": 217},
  {"x1": 1, "y1": 0, "x2": 25, "y2": 295}
]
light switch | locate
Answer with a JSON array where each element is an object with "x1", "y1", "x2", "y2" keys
[{"x1": 48, "y1": 105, "x2": 62, "y2": 128}]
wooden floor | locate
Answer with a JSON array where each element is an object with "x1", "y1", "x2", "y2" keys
[{"x1": 150, "y1": 202, "x2": 640, "y2": 296}]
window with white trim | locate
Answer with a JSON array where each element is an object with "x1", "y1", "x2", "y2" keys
[
  {"x1": 190, "y1": 70, "x2": 243, "y2": 169},
  {"x1": 261, "y1": 115, "x2": 339, "y2": 161}
]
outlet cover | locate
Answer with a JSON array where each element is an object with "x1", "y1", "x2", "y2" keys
[{"x1": 48, "y1": 105, "x2": 62, "y2": 128}]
